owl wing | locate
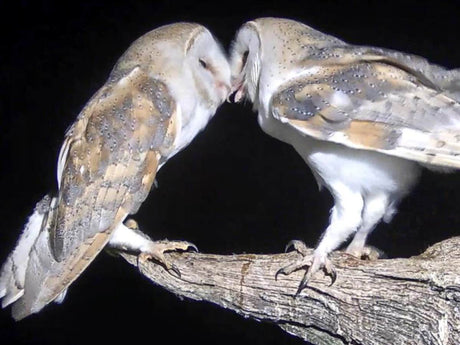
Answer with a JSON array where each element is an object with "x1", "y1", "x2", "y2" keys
[
  {"x1": 304, "y1": 45, "x2": 460, "y2": 99},
  {"x1": 11, "y1": 66, "x2": 179, "y2": 319},
  {"x1": 52, "y1": 65, "x2": 178, "y2": 261},
  {"x1": 271, "y1": 51, "x2": 460, "y2": 168}
]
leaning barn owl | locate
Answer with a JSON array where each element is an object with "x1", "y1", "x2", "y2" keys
[
  {"x1": 230, "y1": 17, "x2": 460, "y2": 292},
  {"x1": 0, "y1": 22, "x2": 231, "y2": 319}
]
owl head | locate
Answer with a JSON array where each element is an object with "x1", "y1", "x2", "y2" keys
[
  {"x1": 114, "y1": 23, "x2": 231, "y2": 113},
  {"x1": 230, "y1": 17, "x2": 344, "y2": 108}
]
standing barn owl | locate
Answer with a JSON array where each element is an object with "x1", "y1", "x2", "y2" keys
[
  {"x1": 230, "y1": 17, "x2": 460, "y2": 292},
  {"x1": 0, "y1": 22, "x2": 231, "y2": 319}
]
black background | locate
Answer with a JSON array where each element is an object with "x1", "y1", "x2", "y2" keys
[{"x1": 1, "y1": 1, "x2": 459, "y2": 344}]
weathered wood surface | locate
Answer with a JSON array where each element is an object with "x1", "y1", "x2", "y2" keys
[{"x1": 119, "y1": 237, "x2": 460, "y2": 345}]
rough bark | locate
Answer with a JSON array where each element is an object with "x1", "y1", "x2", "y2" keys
[{"x1": 119, "y1": 237, "x2": 460, "y2": 345}]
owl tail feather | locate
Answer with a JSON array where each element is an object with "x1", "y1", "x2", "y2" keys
[{"x1": 0, "y1": 194, "x2": 63, "y2": 318}]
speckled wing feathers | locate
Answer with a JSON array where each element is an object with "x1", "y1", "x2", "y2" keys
[
  {"x1": 272, "y1": 56, "x2": 460, "y2": 168},
  {"x1": 303, "y1": 46, "x2": 452, "y2": 90},
  {"x1": 51, "y1": 66, "x2": 176, "y2": 261},
  {"x1": 10, "y1": 65, "x2": 179, "y2": 318}
]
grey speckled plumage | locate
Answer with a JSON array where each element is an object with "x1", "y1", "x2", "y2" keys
[
  {"x1": 1, "y1": 22, "x2": 230, "y2": 319},
  {"x1": 230, "y1": 17, "x2": 460, "y2": 292},
  {"x1": 51, "y1": 70, "x2": 174, "y2": 262}
]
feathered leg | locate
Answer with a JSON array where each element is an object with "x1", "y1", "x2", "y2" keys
[
  {"x1": 277, "y1": 182, "x2": 364, "y2": 293},
  {"x1": 108, "y1": 219, "x2": 197, "y2": 277},
  {"x1": 346, "y1": 193, "x2": 392, "y2": 260}
]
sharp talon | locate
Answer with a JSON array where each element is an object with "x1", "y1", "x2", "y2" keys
[
  {"x1": 284, "y1": 240, "x2": 297, "y2": 253},
  {"x1": 170, "y1": 264, "x2": 181, "y2": 278},
  {"x1": 328, "y1": 269, "x2": 337, "y2": 286},
  {"x1": 324, "y1": 261, "x2": 338, "y2": 286},
  {"x1": 275, "y1": 267, "x2": 286, "y2": 281},
  {"x1": 188, "y1": 244, "x2": 199, "y2": 253},
  {"x1": 283, "y1": 240, "x2": 309, "y2": 256},
  {"x1": 277, "y1": 249, "x2": 338, "y2": 293},
  {"x1": 295, "y1": 283, "x2": 305, "y2": 296},
  {"x1": 296, "y1": 270, "x2": 312, "y2": 295}
]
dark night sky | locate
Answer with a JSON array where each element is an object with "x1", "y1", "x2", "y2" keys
[{"x1": 1, "y1": 1, "x2": 459, "y2": 344}]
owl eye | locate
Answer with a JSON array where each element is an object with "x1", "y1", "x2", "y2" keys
[
  {"x1": 242, "y1": 50, "x2": 249, "y2": 67},
  {"x1": 199, "y1": 58, "x2": 208, "y2": 69}
]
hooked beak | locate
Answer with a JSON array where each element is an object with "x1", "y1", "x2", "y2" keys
[{"x1": 228, "y1": 77, "x2": 245, "y2": 103}]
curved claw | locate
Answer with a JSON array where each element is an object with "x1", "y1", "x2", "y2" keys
[
  {"x1": 274, "y1": 267, "x2": 286, "y2": 281},
  {"x1": 284, "y1": 240, "x2": 309, "y2": 256},
  {"x1": 170, "y1": 264, "x2": 182, "y2": 278},
  {"x1": 295, "y1": 264, "x2": 337, "y2": 295},
  {"x1": 137, "y1": 252, "x2": 182, "y2": 278},
  {"x1": 328, "y1": 269, "x2": 337, "y2": 287},
  {"x1": 296, "y1": 279, "x2": 307, "y2": 296},
  {"x1": 276, "y1": 240, "x2": 311, "y2": 282},
  {"x1": 284, "y1": 240, "x2": 297, "y2": 253},
  {"x1": 188, "y1": 243, "x2": 199, "y2": 253},
  {"x1": 276, "y1": 247, "x2": 338, "y2": 294},
  {"x1": 274, "y1": 259, "x2": 311, "y2": 281}
]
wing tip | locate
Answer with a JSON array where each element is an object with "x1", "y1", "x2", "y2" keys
[
  {"x1": 1, "y1": 289, "x2": 24, "y2": 309},
  {"x1": 10, "y1": 294, "x2": 46, "y2": 321},
  {"x1": 0, "y1": 271, "x2": 9, "y2": 299}
]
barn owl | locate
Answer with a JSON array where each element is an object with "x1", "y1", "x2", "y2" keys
[
  {"x1": 0, "y1": 22, "x2": 231, "y2": 319},
  {"x1": 230, "y1": 17, "x2": 460, "y2": 292}
]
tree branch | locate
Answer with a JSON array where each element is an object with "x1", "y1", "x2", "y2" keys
[{"x1": 119, "y1": 237, "x2": 460, "y2": 345}]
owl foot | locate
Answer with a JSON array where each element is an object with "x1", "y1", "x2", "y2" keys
[
  {"x1": 345, "y1": 244, "x2": 386, "y2": 261},
  {"x1": 275, "y1": 240, "x2": 336, "y2": 294},
  {"x1": 137, "y1": 240, "x2": 198, "y2": 278},
  {"x1": 112, "y1": 219, "x2": 198, "y2": 277}
]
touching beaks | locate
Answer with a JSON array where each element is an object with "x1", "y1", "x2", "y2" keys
[
  {"x1": 227, "y1": 77, "x2": 245, "y2": 103},
  {"x1": 233, "y1": 85, "x2": 245, "y2": 103}
]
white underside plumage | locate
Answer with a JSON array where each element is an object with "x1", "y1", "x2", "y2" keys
[
  {"x1": 169, "y1": 103, "x2": 216, "y2": 159},
  {"x1": 229, "y1": 17, "x2": 460, "y2": 290},
  {"x1": 258, "y1": 112, "x2": 421, "y2": 260}
]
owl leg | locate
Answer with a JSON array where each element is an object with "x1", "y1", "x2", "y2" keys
[
  {"x1": 346, "y1": 193, "x2": 391, "y2": 260},
  {"x1": 108, "y1": 219, "x2": 197, "y2": 277},
  {"x1": 275, "y1": 239, "x2": 337, "y2": 290},
  {"x1": 277, "y1": 183, "x2": 364, "y2": 293}
]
